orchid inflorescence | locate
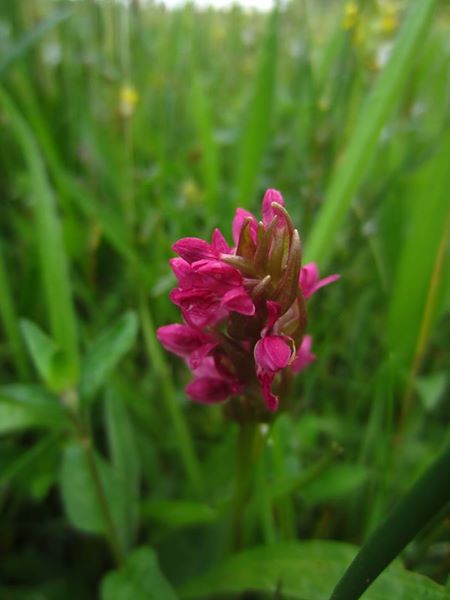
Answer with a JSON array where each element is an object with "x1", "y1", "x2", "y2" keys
[{"x1": 157, "y1": 189, "x2": 339, "y2": 422}]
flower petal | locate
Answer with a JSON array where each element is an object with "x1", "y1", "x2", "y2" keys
[
  {"x1": 186, "y1": 376, "x2": 239, "y2": 404},
  {"x1": 172, "y1": 237, "x2": 217, "y2": 263},
  {"x1": 254, "y1": 335, "x2": 293, "y2": 372},
  {"x1": 291, "y1": 335, "x2": 316, "y2": 373},
  {"x1": 156, "y1": 323, "x2": 209, "y2": 357},
  {"x1": 262, "y1": 188, "x2": 284, "y2": 225},
  {"x1": 221, "y1": 288, "x2": 255, "y2": 315},
  {"x1": 300, "y1": 262, "x2": 340, "y2": 299},
  {"x1": 211, "y1": 228, "x2": 231, "y2": 254},
  {"x1": 170, "y1": 288, "x2": 226, "y2": 327},
  {"x1": 257, "y1": 369, "x2": 279, "y2": 412},
  {"x1": 232, "y1": 208, "x2": 258, "y2": 246}
]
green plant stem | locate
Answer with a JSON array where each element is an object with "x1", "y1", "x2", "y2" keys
[
  {"x1": 232, "y1": 422, "x2": 260, "y2": 549},
  {"x1": 138, "y1": 291, "x2": 204, "y2": 497},
  {"x1": 329, "y1": 439, "x2": 450, "y2": 600},
  {"x1": 256, "y1": 441, "x2": 276, "y2": 545},
  {"x1": 69, "y1": 393, "x2": 125, "y2": 566}
]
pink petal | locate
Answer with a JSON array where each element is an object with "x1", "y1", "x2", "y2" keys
[
  {"x1": 257, "y1": 370, "x2": 279, "y2": 412},
  {"x1": 195, "y1": 260, "x2": 242, "y2": 291},
  {"x1": 254, "y1": 335, "x2": 293, "y2": 373},
  {"x1": 186, "y1": 377, "x2": 240, "y2": 404},
  {"x1": 291, "y1": 335, "x2": 316, "y2": 374},
  {"x1": 187, "y1": 342, "x2": 218, "y2": 370},
  {"x1": 263, "y1": 300, "x2": 282, "y2": 334},
  {"x1": 232, "y1": 208, "x2": 258, "y2": 246},
  {"x1": 262, "y1": 188, "x2": 284, "y2": 225},
  {"x1": 300, "y1": 262, "x2": 340, "y2": 299},
  {"x1": 221, "y1": 288, "x2": 255, "y2": 316},
  {"x1": 156, "y1": 323, "x2": 208, "y2": 357},
  {"x1": 211, "y1": 228, "x2": 231, "y2": 254},
  {"x1": 172, "y1": 237, "x2": 217, "y2": 263},
  {"x1": 170, "y1": 288, "x2": 226, "y2": 327},
  {"x1": 170, "y1": 258, "x2": 198, "y2": 289}
]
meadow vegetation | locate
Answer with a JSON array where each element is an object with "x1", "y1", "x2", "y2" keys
[{"x1": 0, "y1": 0, "x2": 449, "y2": 598}]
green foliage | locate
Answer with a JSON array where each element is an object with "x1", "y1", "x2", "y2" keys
[
  {"x1": 59, "y1": 442, "x2": 131, "y2": 549},
  {"x1": 305, "y1": 0, "x2": 440, "y2": 266},
  {"x1": 79, "y1": 311, "x2": 138, "y2": 402},
  {"x1": 180, "y1": 541, "x2": 449, "y2": 600},
  {"x1": 101, "y1": 547, "x2": 177, "y2": 600},
  {"x1": 0, "y1": 385, "x2": 67, "y2": 435},
  {"x1": 0, "y1": 0, "x2": 448, "y2": 596}
]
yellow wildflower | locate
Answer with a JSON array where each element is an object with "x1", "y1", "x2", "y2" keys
[
  {"x1": 342, "y1": 2, "x2": 359, "y2": 31},
  {"x1": 377, "y1": 1, "x2": 399, "y2": 35},
  {"x1": 119, "y1": 85, "x2": 139, "y2": 118}
]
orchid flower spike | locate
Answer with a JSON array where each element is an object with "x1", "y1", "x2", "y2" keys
[{"x1": 157, "y1": 189, "x2": 340, "y2": 422}]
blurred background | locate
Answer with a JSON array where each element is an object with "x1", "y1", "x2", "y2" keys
[{"x1": 0, "y1": 0, "x2": 449, "y2": 598}]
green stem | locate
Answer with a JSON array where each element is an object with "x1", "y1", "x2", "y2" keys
[
  {"x1": 256, "y1": 440, "x2": 276, "y2": 544},
  {"x1": 232, "y1": 422, "x2": 260, "y2": 549},
  {"x1": 68, "y1": 393, "x2": 125, "y2": 566},
  {"x1": 138, "y1": 292, "x2": 204, "y2": 497},
  {"x1": 329, "y1": 440, "x2": 450, "y2": 600}
]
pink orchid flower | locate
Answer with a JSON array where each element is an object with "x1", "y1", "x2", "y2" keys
[{"x1": 157, "y1": 189, "x2": 339, "y2": 419}]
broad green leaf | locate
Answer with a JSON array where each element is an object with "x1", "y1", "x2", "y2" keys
[
  {"x1": 59, "y1": 442, "x2": 129, "y2": 550},
  {"x1": 105, "y1": 387, "x2": 141, "y2": 548},
  {"x1": 0, "y1": 385, "x2": 67, "y2": 435},
  {"x1": 305, "y1": 0, "x2": 439, "y2": 266},
  {"x1": 142, "y1": 500, "x2": 219, "y2": 529},
  {"x1": 180, "y1": 541, "x2": 449, "y2": 600},
  {"x1": 79, "y1": 312, "x2": 138, "y2": 401},
  {"x1": 20, "y1": 319, "x2": 57, "y2": 384},
  {"x1": 301, "y1": 463, "x2": 369, "y2": 504},
  {"x1": 21, "y1": 319, "x2": 76, "y2": 392},
  {"x1": 415, "y1": 373, "x2": 448, "y2": 412},
  {"x1": 101, "y1": 546, "x2": 177, "y2": 600}
]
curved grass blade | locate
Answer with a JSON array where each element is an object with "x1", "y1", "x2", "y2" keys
[
  {"x1": 329, "y1": 440, "x2": 450, "y2": 600},
  {"x1": 0, "y1": 88, "x2": 79, "y2": 381},
  {"x1": 305, "y1": 0, "x2": 439, "y2": 266},
  {"x1": 233, "y1": 4, "x2": 279, "y2": 210}
]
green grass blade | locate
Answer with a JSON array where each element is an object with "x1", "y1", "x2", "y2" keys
[
  {"x1": 138, "y1": 291, "x2": 204, "y2": 497},
  {"x1": 305, "y1": 0, "x2": 439, "y2": 265},
  {"x1": 387, "y1": 132, "x2": 450, "y2": 362},
  {"x1": 0, "y1": 88, "x2": 79, "y2": 381},
  {"x1": 233, "y1": 5, "x2": 279, "y2": 209},
  {"x1": 329, "y1": 440, "x2": 450, "y2": 600},
  {"x1": 0, "y1": 6, "x2": 71, "y2": 79},
  {"x1": 190, "y1": 76, "x2": 221, "y2": 220},
  {"x1": 0, "y1": 243, "x2": 29, "y2": 378}
]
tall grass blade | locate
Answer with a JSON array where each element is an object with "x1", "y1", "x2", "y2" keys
[
  {"x1": 0, "y1": 243, "x2": 29, "y2": 378},
  {"x1": 387, "y1": 132, "x2": 450, "y2": 421},
  {"x1": 305, "y1": 0, "x2": 439, "y2": 265},
  {"x1": 233, "y1": 5, "x2": 279, "y2": 209},
  {"x1": 329, "y1": 439, "x2": 450, "y2": 600},
  {"x1": 0, "y1": 89, "x2": 79, "y2": 381},
  {"x1": 0, "y1": 6, "x2": 71, "y2": 79},
  {"x1": 191, "y1": 76, "x2": 221, "y2": 220}
]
